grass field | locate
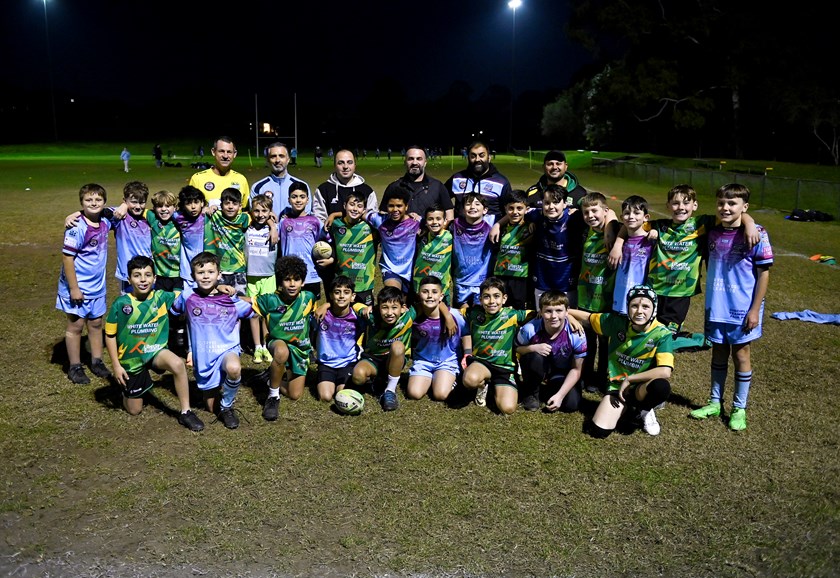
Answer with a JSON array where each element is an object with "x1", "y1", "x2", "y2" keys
[{"x1": 0, "y1": 145, "x2": 838, "y2": 577}]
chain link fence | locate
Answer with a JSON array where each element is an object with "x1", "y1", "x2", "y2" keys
[{"x1": 591, "y1": 157, "x2": 840, "y2": 218}]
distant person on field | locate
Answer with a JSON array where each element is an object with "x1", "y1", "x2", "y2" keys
[
  {"x1": 56, "y1": 183, "x2": 115, "y2": 384},
  {"x1": 104, "y1": 255, "x2": 205, "y2": 431},
  {"x1": 689, "y1": 183, "x2": 773, "y2": 432},
  {"x1": 189, "y1": 136, "x2": 250, "y2": 208},
  {"x1": 153, "y1": 144, "x2": 163, "y2": 169},
  {"x1": 120, "y1": 147, "x2": 131, "y2": 173},
  {"x1": 250, "y1": 142, "x2": 312, "y2": 216}
]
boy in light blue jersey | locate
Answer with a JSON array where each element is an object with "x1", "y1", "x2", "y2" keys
[
  {"x1": 366, "y1": 187, "x2": 421, "y2": 295},
  {"x1": 65, "y1": 181, "x2": 152, "y2": 295},
  {"x1": 56, "y1": 183, "x2": 115, "y2": 384},
  {"x1": 170, "y1": 252, "x2": 254, "y2": 430},
  {"x1": 609, "y1": 195, "x2": 655, "y2": 315},
  {"x1": 313, "y1": 275, "x2": 369, "y2": 401},
  {"x1": 690, "y1": 183, "x2": 773, "y2": 431},
  {"x1": 246, "y1": 194, "x2": 279, "y2": 364},
  {"x1": 173, "y1": 185, "x2": 211, "y2": 288},
  {"x1": 407, "y1": 276, "x2": 467, "y2": 402},
  {"x1": 452, "y1": 193, "x2": 494, "y2": 309},
  {"x1": 279, "y1": 181, "x2": 325, "y2": 299}
]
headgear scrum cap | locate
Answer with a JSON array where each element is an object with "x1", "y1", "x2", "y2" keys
[{"x1": 626, "y1": 284, "x2": 657, "y2": 319}]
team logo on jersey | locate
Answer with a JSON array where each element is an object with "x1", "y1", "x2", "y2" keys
[
  {"x1": 320, "y1": 321, "x2": 329, "y2": 332},
  {"x1": 130, "y1": 221, "x2": 138, "y2": 229},
  {"x1": 286, "y1": 225, "x2": 294, "y2": 233},
  {"x1": 482, "y1": 184, "x2": 494, "y2": 193},
  {"x1": 89, "y1": 238, "x2": 99, "y2": 247},
  {"x1": 265, "y1": 191, "x2": 274, "y2": 199},
  {"x1": 204, "y1": 183, "x2": 215, "y2": 192},
  {"x1": 419, "y1": 329, "x2": 428, "y2": 338},
  {"x1": 277, "y1": 305, "x2": 288, "y2": 315},
  {"x1": 709, "y1": 240, "x2": 717, "y2": 252},
  {"x1": 617, "y1": 331, "x2": 626, "y2": 342},
  {"x1": 338, "y1": 227, "x2": 347, "y2": 236},
  {"x1": 458, "y1": 181, "x2": 467, "y2": 191},
  {"x1": 122, "y1": 305, "x2": 133, "y2": 315},
  {"x1": 221, "y1": 307, "x2": 231, "y2": 317},
  {"x1": 386, "y1": 230, "x2": 393, "y2": 237},
  {"x1": 645, "y1": 339, "x2": 656, "y2": 349},
  {"x1": 475, "y1": 312, "x2": 486, "y2": 324},
  {"x1": 192, "y1": 307, "x2": 202, "y2": 316}
]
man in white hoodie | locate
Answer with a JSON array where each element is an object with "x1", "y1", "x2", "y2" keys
[
  {"x1": 312, "y1": 149, "x2": 378, "y2": 293},
  {"x1": 312, "y1": 149, "x2": 378, "y2": 225}
]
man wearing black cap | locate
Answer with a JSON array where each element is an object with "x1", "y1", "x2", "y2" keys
[{"x1": 525, "y1": 150, "x2": 587, "y2": 209}]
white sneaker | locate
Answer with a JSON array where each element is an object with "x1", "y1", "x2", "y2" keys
[
  {"x1": 640, "y1": 409, "x2": 661, "y2": 436},
  {"x1": 475, "y1": 384, "x2": 489, "y2": 407}
]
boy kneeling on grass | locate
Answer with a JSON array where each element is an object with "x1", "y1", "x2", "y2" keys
[
  {"x1": 568, "y1": 285, "x2": 674, "y2": 437},
  {"x1": 104, "y1": 256, "x2": 204, "y2": 431}
]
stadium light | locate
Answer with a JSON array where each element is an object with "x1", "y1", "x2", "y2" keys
[
  {"x1": 42, "y1": 0, "x2": 58, "y2": 141},
  {"x1": 507, "y1": 0, "x2": 522, "y2": 153}
]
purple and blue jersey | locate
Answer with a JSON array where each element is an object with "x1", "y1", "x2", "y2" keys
[
  {"x1": 171, "y1": 291, "x2": 254, "y2": 389},
  {"x1": 613, "y1": 235, "x2": 655, "y2": 315},
  {"x1": 705, "y1": 225, "x2": 773, "y2": 325},
  {"x1": 172, "y1": 211, "x2": 209, "y2": 284},
  {"x1": 452, "y1": 217, "x2": 493, "y2": 288},
  {"x1": 526, "y1": 208, "x2": 584, "y2": 292},
  {"x1": 411, "y1": 309, "x2": 466, "y2": 366},
  {"x1": 112, "y1": 210, "x2": 151, "y2": 281},
  {"x1": 314, "y1": 304, "x2": 368, "y2": 368},
  {"x1": 279, "y1": 212, "x2": 323, "y2": 284},
  {"x1": 58, "y1": 217, "x2": 113, "y2": 300},
  {"x1": 366, "y1": 213, "x2": 421, "y2": 281},
  {"x1": 516, "y1": 318, "x2": 588, "y2": 374}
]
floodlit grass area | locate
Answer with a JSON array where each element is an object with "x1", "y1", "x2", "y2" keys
[{"x1": 0, "y1": 146, "x2": 838, "y2": 577}]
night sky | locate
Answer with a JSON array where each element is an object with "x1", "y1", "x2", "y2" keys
[{"x1": 5, "y1": 0, "x2": 590, "y2": 114}]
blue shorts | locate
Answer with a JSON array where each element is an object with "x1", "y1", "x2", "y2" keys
[
  {"x1": 409, "y1": 357, "x2": 459, "y2": 379},
  {"x1": 382, "y1": 271, "x2": 411, "y2": 294},
  {"x1": 56, "y1": 294, "x2": 107, "y2": 319},
  {"x1": 453, "y1": 283, "x2": 480, "y2": 308},
  {"x1": 706, "y1": 320, "x2": 762, "y2": 345}
]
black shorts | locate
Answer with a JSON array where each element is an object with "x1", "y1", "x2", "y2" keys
[
  {"x1": 316, "y1": 363, "x2": 354, "y2": 386},
  {"x1": 468, "y1": 357, "x2": 515, "y2": 388},
  {"x1": 498, "y1": 276, "x2": 531, "y2": 310},
  {"x1": 656, "y1": 295, "x2": 692, "y2": 332},
  {"x1": 154, "y1": 276, "x2": 184, "y2": 292},
  {"x1": 122, "y1": 368, "x2": 154, "y2": 398}
]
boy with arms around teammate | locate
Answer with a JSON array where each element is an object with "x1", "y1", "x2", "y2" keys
[
  {"x1": 412, "y1": 204, "x2": 453, "y2": 305},
  {"x1": 279, "y1": 182, "x2": 325, "y2": 299},
  {"x1": 320, "y1": 190, "x2": 377, "y2": 306},
  {"x1": 104, "y1": 256, "x2": 204, "y2": 431},
  {"x1": 609, "y1": 195, "x2": 655, "y2": 315},
  {"x1": 690, "y1": 184, "x2": 773, "y2": 431},
  {"x1": 173, "y1": 185, "x2": 212, "y2": 288},
  {"x1": 206, "y1": 187, "x2": 250, "y2": 296},
  {"x1": 171, "y1": 252, "x2": 254, "y2": 429},
  {"x1": 57, "y1": 183, "x2": 115, "y2": 384},
  {"x1": 577, "y1": 192, "x2": 619, "y2": 393},
  {"x1": 492, "y1": 189, "x2": 534, "y2": 309},
  {"x1": 452, "y1": 193, "x2": 494, "y2": 309},
  {"x1": 366, "y1": 187, "x2": 421, "y2": 294},
  {"x1": 515, "y1": 290, "x2": 587, "y2": 412},
  {"x1": 406, "y1": 276, "x2": 468, "y2": 402},
  {"x1": 461, "y1": 277, "x2": 537, "y2": 414},
  {"x1": 251, "y1": 255, "x2": 318, "y2": 421}
]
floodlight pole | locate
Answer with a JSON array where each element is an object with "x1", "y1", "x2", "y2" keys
[
  {"x1": 508, "y1": 0, "x2": 521, "y2": 154},
  {"x1": 254, "y1": 93, "x2": 259, "y2": 158},
  {"x1": 42, "y1": 0, "x2": 58, "y2": 141},
  {"x1": 294, "y1": 92, "x2": 298, "y2": 153}
]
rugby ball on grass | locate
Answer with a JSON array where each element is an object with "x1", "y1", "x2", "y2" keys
[
  {"x1": 312, "y1": 241, "x2": 333, "y2": 261},
  {"x1": 335, "y1": 389, "x2": 365, "y2": 415}
]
